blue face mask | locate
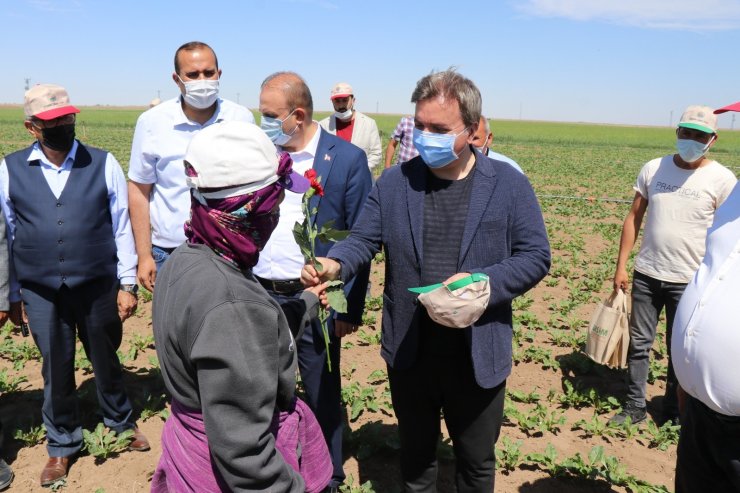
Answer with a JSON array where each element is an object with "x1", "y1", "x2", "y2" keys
[
  {"x1": 412, "y1": 127, "x2": 468, "y2": 169},
  {"x1": 676, "y1": 138, "x2": 711, "y2": 163},
  {"x1": 260, "y1": 109, "x2": 297, "y2": 146}
]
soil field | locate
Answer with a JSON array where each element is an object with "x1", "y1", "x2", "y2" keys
[{"x1": 1, "y1": 108, "x2": 739, "y2": 492}]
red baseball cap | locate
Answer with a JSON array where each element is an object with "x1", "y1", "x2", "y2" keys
[
  {"x1": 24, "y1": 84, "x2": 80, "y2": 120},
  {"x1": 714, "y1": 101, "x2": 740, "y2": 114},
  {"x1": 330, "y1": 82, "x2": 353, "y2": 100}
]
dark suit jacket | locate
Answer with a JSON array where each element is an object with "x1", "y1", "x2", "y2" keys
[
  {"x1": 310, "y1": 128, "x2": 373, "y2": 325},
  {"x1": 329, "y1": 153, "x2": 551, "y2": 388}
]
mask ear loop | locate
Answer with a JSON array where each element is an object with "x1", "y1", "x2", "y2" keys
[{"x1": 281, "y1": 108, "x2": 300, "y2": 137}]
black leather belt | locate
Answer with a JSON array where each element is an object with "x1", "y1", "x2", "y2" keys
[{"x1": 255, "y1": 276, "x2": 304, "y2": 294}]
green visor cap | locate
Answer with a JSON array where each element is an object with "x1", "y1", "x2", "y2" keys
[
  {"x1": 678, "y1": 122, "x2": 716, "y2": 135},
  {"x1": 408, "y1": 273, "x2": 489, "y2": 294}
]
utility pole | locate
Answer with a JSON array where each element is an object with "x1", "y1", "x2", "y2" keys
[{"x1": 24, "y1": 78, "x2": 30, "y2": 91}]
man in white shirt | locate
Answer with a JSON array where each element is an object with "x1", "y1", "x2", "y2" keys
[
  {"x1": 127, "y1": 41, "x2": 254, "y2": 291},
  {"x1": 671, "y1": 100, "x2": 740, "y2": 493},
  {"x1": 610, "y1": 105, "x2": 737, "y2": 427},
  {"x1": 256, "y1": 72, "x2": 372, "y2": 492},
  {"x1": 319, "y1": 82, "x2": 382, "y2": 172}
]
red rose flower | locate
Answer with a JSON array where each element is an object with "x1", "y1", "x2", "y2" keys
[{"x1": 304, "y1": 169, "x2": 317, "y2": 181}]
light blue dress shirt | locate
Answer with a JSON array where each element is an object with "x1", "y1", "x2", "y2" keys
[
  {"x1": 0, "y1": 140, "x2": 137, "y2": 301},
  {"x1": 487, "y1": 149, "x2": 525, "y2": 174},
  {"x1": 128, "y1": 97, "x2": 255, "y2": 248}
]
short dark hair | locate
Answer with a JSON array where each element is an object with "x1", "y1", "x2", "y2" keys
[
  {"x1": 411, "y1": 68, "x2": 481, "y2": 128},
  {"x1": 261, "y1": 72, "x2": 314, "y2": 119},
  {"x1": 174, "y1": 41, "x2": 218, "y2": 75}
]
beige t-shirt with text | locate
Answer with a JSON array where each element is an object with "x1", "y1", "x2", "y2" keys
[{"x1": 634, "y1": 155, "x2": 737, "y2": 283}]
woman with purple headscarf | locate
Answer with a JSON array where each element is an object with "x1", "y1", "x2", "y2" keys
[{"x1": 150, "y1": 121, "x2": 327, "y2": 492}]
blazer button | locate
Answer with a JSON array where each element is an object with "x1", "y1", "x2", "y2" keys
[
  {"x1": 58, "y1": 240, "x2": 63, "y2": 244},
  {"x1": 57, "y1": 220, "x2": 63, "y2": 225},
  {"x1": 59, "y1": 258, "x2": 64, "y2": 263},
  {"x1": 61, "y1": 276, "x2": 66, "y2": 282},
  {"x1": 56, "y1": 203, "x2": 62, "y2": 207}
]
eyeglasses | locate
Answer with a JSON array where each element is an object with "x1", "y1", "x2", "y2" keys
[{"x1": 32, "y1": 114, "x2": 76, "y2": 129}]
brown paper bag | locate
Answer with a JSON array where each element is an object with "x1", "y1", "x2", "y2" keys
[{"x1": 585, "y1": 290, "x2": 630, "y2": 369}]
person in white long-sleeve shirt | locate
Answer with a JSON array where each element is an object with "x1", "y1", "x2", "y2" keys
[{"x1": 672, "y1": 100, "x2": 740, "y2": 493}]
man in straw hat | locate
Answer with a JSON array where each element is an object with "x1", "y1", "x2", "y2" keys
[{"x1": 0, "y1": 84, "x2": 148, "y2": 486}]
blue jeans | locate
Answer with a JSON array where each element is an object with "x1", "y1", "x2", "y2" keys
[
  {"x1": 626, "y1": 271, "x2": 685, "y2": 417},
  {"x1": 152, "y1": 245, "x2": 175, "y2": 271}
]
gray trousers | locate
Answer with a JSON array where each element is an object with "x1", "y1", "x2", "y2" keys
[{"x1": 626, "y1": 271, "x2": 686, "y2": 417}]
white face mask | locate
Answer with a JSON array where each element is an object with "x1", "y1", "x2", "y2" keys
[
  {"x1": 676, "y1": 138, "x2": 712, "y2": 163},
  {"x1": 179, "y1": 76, "x2": 219, "y2": 109},
  {"x1": 334, "y1": 108, "x2": 353, "y2": 121}
]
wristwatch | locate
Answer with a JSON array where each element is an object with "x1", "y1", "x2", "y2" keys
[{"x1": 120, "y1": 284, "x2": 139, "y2": 295}]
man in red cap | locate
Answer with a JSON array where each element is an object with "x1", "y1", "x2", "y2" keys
[
  {"x1": 671, "y1": 101, "x2": 740, "y2": 493},
  {"x1": 0, "y1": 84, "x2": 148, "y2": 486},
  {"x1": 319, "y1": 82, "x2": 382, "y2": 172}
]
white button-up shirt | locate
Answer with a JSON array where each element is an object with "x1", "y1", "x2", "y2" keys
[
  {"x1": 253, "y1": 125, "x2": 320, "y2": 281},
  {"x1": 0, "y1": 140, "x2": 137, "y2": 301},
  {"x1": 128, "y1": 97, "x2": 254, "y2": 248},
  {"x1": 672, "y1": 182, "x2": 740, "y2": 416}
]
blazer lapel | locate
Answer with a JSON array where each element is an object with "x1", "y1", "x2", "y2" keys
[
  {"x1": 459, "y1": 156, "x2": 497, "y2": 268},
  {"x1": 312, "y1": 129, "x2": 335, "y2": 210},
  {"x1": 405, "y1": 162, "x2": 427, "y2": 267}
]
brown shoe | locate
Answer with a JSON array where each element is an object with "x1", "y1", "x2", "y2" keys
[
  {"x1": 40, "y1": 456, "x2": 69, "y2": 487},
  {"x1": 129, "y1": 427, "x2": 150, "y2": 452}
]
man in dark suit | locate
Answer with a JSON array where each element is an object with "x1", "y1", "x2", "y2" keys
[
  {"x1": 303, "y1": 70, "x2": 550, "y2": 492},
  {"x1": 255, "y1": 71, "x2": 372, "y2": 492}
]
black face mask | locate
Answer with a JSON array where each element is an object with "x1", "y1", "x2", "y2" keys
[{"x1": 40, "y1": 124, "x2": 76, "y2": 152}]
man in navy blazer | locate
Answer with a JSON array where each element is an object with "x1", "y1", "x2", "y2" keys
[
  {"x1": 303, "y1": 70, "x2": 550, "y2": 492},
  {"x1": 254, "y1": 71, "x2": 372, "y2": 492}
]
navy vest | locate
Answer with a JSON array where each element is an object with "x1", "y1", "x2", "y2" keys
[{"x1": 6, "y1": 142, "x2": 117, "y2": 289}]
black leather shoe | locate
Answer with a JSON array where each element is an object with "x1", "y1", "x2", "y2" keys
[{"x1": 0, "y1": 459, "x2": 13, "y2": 490}]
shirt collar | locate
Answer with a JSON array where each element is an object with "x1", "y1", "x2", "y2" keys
[
  {"x1": 283, "y1": 122, "x2": 321, "y2": 160},
  {"x1": 173, "y1": 96, "x2": 226, "y2": 127},
  {"x1": 28, "y1": 139, "x2": 79, "y2": 171}
]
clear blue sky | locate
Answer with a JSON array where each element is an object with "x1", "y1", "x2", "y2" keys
[{"x1": 3, "y1": 0, "x2": 740, "y2": 127}]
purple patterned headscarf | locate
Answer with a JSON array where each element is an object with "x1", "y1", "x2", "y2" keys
[{"x1": 184, "y1": 153, "x2": 296, "y2": 270}]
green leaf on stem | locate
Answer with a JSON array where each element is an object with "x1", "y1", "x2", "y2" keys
[
  {"x1": 292, "y1": 221, "x2": 314, "y2": 261},
  {"x1": 326, "y1": 284, "x2": 348, "y2": 314}
]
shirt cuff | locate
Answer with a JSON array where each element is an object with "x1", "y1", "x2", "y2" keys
[{"x1": 119, "y1": 276, "x2": 137, "y2": 286}]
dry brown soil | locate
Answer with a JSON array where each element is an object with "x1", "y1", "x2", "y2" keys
[{"x1": 0, "y1": 248, "x2": 676, "y2": 492}]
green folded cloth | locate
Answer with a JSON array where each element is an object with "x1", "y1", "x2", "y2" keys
[{"x1": 408, "y1": 273, "x2": 489, "y2": 294}]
